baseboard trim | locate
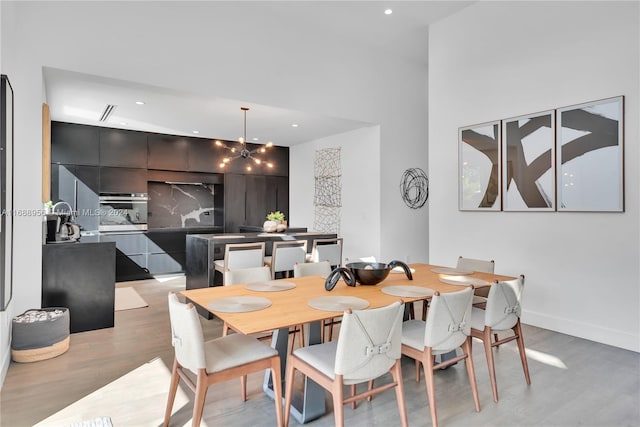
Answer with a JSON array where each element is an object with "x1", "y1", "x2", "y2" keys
[{"x1": 523, "y1": 309, "x2": 639, "y2": 353}]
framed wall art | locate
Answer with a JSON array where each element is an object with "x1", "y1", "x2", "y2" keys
[
  {"x1": 502, "y1": 110, "x2": 555, "y2": 211},
  {"x1": 1, "y1": 74, "x2": 14, "y2": 310},
  {"x1": 556, "y1": 96, "x2": 624, "y2": 212},
  {"x1": 459, "y1": 121, "x2": 501, "y2": 210}
]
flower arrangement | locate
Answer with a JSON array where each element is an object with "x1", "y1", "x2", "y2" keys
[{"x1": 266, "y1": 211, "x2": 285, "y2": 222}]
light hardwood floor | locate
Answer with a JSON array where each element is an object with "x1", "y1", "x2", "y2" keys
[{"x1": 1, "y1": 276, "x2": 639, "y2": 426}]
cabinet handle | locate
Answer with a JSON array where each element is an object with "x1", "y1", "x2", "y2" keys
[{"x1": 73, "y1": 179, "x2": 78, "y2": 216}]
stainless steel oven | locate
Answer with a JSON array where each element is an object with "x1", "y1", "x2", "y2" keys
[{"x1": 98, "y1": 193, "x2": 148, "y2": 232}]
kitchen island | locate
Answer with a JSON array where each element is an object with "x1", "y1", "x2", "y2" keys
[{"x1": 185, "y1": 231, "x2": 338, "y2": 290}]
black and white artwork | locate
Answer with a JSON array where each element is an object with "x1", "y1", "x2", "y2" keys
[
  {"x1": 314, "y1": 148, "x2": 341, "y2": 233},
  {"x1": 400, "y1": 168, "x2": 429, "y2": 209},
  {"x1": 459, "y1": 121, "x2": 501, "y2": 210},
  {"x1": 502, "y1": 110, "x2": 555, "y2": 211},
  {"x1": 1, "y1": 75, "x2": 14, "y2": 310},
  {"x1": 556, "y1": 96, "x2": 624, "y2": 212}
]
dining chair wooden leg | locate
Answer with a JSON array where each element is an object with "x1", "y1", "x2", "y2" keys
[
  {"x1": 408, "y1": 303, "x2": 415, "y2": 320},
  {"x1": 514, "y1": 321, "x2": 532, "y2": 385},
  {"x1": 222, "y1": 322, "x2": 229, "y2": 337},
  {"x1": 350, "y1": 384, "x2": 357, "y2": 409},
  {"x1": 424, "y1": 349, "x2": 439, "y2": 427},
  {"x1": 415, "y1": 359, "x2": 421, "y2": 382},
  {"x1": 367, "y1": 380, "x2": 373, "y2": 402},
  {"x1": 390, "y1": 360, "x2": 409, "y2": 427},
  {"x1": 421, "y1": 300, "x2": 428, "y2": 321},
  {"x1": 483, "y1": 326, "x2": 499, "y2": 402},
  {"x1": 462, "y1": 338, "x2": 481, "y2": 412},
  {"x1": 163, "y1": 358, "x2": 180, "y2": 427},
  {"x1": 270, "y1": 356, "x2": 284, "y2": 427},
  {"x1": 327, "y1": 319, "x2": 334, "y2": 341},
  {"x1": 332, "y1": 374, "x2": 345, "y2": 427},
  {"x1": 240, "y1": 375, "x2": 247, "y2": 402},
  {"x1": 192, "y1": 370, "x2": 208, "y2": 427},
  {"x1": 283, "y1": 358, "x2": 297, "y2": 427}
]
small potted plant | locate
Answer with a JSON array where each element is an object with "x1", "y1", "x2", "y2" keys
[
  {"x1": 266, "y1": 211, "x2": 285, "y2": 223},
  {"x1": 264, "y1": 211, "x2": 287, "y2": 232}
]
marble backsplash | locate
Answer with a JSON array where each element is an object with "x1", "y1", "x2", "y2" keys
[{"x1": 148, "y1": 182, "x2": 223, "y2": 229}]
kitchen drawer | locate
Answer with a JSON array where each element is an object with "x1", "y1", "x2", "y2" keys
[
  {"x1": 100, "y1": 233, "x2": 147, "y2": 255},
  {"x1": 147, "y1": 252, "x2": 185, "y2": 275}
]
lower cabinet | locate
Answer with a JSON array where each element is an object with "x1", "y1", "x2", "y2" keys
[
  {"x1": 42, "y1": 242, "x2": 116, "y2": 333},
  {"x1": 102, "y1": 228, "x2": 220, "y2": 281},
  {"x1": 99, "y1": 232, "x2": 151, "y2": 281}
]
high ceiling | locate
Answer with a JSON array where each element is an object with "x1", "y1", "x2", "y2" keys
[{"x1": 43, "y1": 2, "x2": 471, "y2": 146}]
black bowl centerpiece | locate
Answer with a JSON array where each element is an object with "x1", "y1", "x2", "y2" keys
[{"x1": 325, "y1": 260, "x2": 413, "y2": 291}]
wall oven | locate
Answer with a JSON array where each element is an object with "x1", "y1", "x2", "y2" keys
[{"x1": 98, "y1": 193, "x2": 148, "y2": 232}]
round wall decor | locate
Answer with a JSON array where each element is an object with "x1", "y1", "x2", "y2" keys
[{"x1": 400, "y1": 168, "x2": 429, "y2": 209}]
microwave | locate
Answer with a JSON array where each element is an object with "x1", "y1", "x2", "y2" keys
[{"x1": 98, "y1": 193, "x2": 148, "y2": 232}]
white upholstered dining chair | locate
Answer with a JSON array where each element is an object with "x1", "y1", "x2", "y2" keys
[
  {"x1": 291, "y1": 261, "x2": 333, "y2": 350},
  {"x1": 265, "y1": 240, "x2": 308, "y2": 279},
  {"x1": 457, "y1": 256, "x2": 496, "y2": 308},
  {"x1": 401, "y1": 286, "x2": 480, "y2": 427},
  {"x1": 164, "y1": 292, "x2": 283, "y2": 427},
  {"x1": 283, "y1": 301, "x2": 408, "y2": 427},
  {"x1": 470, "y1": 275, "x2": 531, "y2": 402},
  {"x1": 214, "y1": 242, "x2": 266, "y2": 285},
  {"x1": 307, "y1": 237, "x2": 343, "y2": 268}
]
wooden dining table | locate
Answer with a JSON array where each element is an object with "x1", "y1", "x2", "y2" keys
[{"x1": 181, "y1": 263, "x2": 515, "y2": 424}]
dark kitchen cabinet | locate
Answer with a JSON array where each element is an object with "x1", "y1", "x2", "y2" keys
[
  {"x1": 51, "y1": 122, "x2": 100, "y2": 166},
  {"x1": 100, "y1": 232, "x2": 150, "y2": 281},
  {"x1": 148, "y1": 134, "x2": 189, "y2": 171},
  {"x1": 224, "y1": 173, "x2": 247, "y2": 233},
  {"x1": 187, "y1": 138, "x2": 221, "y2": 173},
  {"x1": 99, "y1": 128, "x2": 147, "y2": 168},
  {"x1": 42, "y1": 242, "x2": 115, "y2": 333},
  {"x1": 51, "y1": 164, "x2": 100, "y2": 232},
  {"x1": 224, "y1": 174, "x2": 289, "y2": 232},
  {"x1": 100, "y1": 167, "x2": 147, "y2": 193}
]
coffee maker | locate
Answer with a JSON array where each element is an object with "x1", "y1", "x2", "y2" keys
[{"x1": 44, "y1": 201, "x2": 81, "y2": 242}]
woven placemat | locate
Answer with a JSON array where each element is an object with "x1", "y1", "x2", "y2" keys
[
  {"x1": 431, "y1": 267, "x2": 473, "y2": 275},
  {"x1": 381, "y1": 285, "x2": 434, "y2": 298},
  {"x1": 439, "y1": 276, "x2": 489, "y2": 287},
  {"x1": 207, "y1": 296, "x2": 272, "y2": 313},
  {"x1": 245, "y1": 280, "x2": 296, "y2": 292},
  {"x1": 307, "y1": 296, "x2": 369, "y2": 312}
]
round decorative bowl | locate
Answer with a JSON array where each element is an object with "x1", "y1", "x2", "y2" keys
[{"x1": 345, "y1": 261, "x2": 413, "y2": 285}]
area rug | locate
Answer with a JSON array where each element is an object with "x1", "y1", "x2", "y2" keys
[
  {"x1": 114, "y1": 287, "x2": 148, "y2": 311},
  {"x1": 34, "y1": 358, "x2": 188, "y2": 427}
]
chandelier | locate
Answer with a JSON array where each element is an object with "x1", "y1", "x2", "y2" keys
[{"x1": 216, "y1": 107, "x2": 274, "y2": 171}]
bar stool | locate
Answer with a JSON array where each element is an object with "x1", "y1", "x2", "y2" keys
[
  {"x1": 264, "y1": 240, "x2": 308, "y2": 279},
  {"x1": 213, "y1": 242, "x2": 266, "y2": 285},
  {"x1": 307, "y1": 237, "x2": 343, "y2": 268}
]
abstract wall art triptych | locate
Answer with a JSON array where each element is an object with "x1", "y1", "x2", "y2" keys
[{"x1": 459, "y1": 96, "x2": 624, "y2": 212}]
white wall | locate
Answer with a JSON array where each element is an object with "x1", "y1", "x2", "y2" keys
[
  {"x1": 290, "y1": 126, "x2": 381, "y2": 262},
  {"x1": 0, "y1": 0, "x2": 9, "y2": 389},
  {"x1": 0, "y1": 1, "x2": 431, "y2": 386},
  {"x1": 429, "y1": 1, "x2": 639, "y2": 351}
]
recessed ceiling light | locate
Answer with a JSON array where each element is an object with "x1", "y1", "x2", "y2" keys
[
  {"x1": 120, "y1": 122, "x2": 128, "y2": 126},
  {"x1": 192, "y1": 130, "x2": 200, "y2": 134},
  {"x1": 291, "y1": 124, "x2": 299, "y2": 128},
  {"x1": 252, "y1": 137, "x2": 259, "y2": 141},
  {"x1": 135, "y1": 101, "x2": 145, "y2": 105},
  {"x1": 384, "y1": 9, "x2": 393, "y2": 15}
]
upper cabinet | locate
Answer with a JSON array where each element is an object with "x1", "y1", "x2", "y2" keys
[
  {"x1": 99, "y1": 128, "x2": 147, "y2": 168},
  {"x1": 187, "y1": 138, "x2": 219, "y2": 173},
  {"x1": 147, "y1": 134, "x2": 189, "y2": 171},
  {"x1": 51, "y1": 122, "x2": 99, "y2": 165}
]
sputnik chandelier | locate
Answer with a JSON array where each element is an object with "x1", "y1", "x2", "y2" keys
[{"x1": 216, "y1": 107, "x2": 274, "y2": 171}]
